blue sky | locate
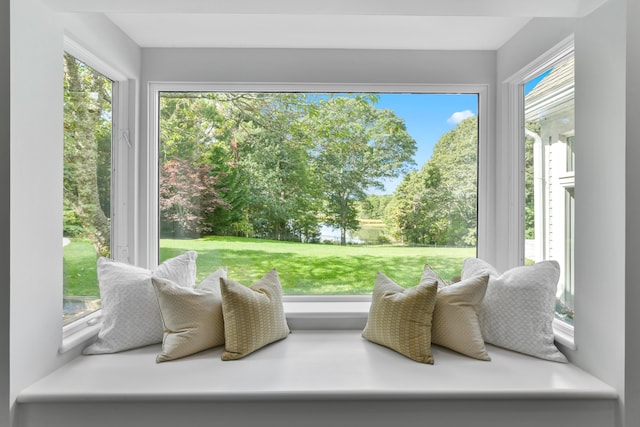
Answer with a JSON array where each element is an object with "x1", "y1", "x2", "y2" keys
[
  {"x1": 524, "y1": 68, "x2": 552, "y2": 95},
  {"x1": 371, "y1": 93, "x2": 479, "y2": 194}
]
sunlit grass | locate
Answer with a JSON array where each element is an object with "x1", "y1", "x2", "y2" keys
[
  {"x1": 160, "y1": 236, "x2": 475, "y2": 295},
  {"x1": 63, "y1": 238, "x2": 100, "y2": 297}
]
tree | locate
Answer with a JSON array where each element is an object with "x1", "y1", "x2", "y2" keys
[
  {"x1": 303, "y1": 96, "x2": 417, "y2": 245},
  {"x1": 159, "y1": 159, "x2": 229, "y2": 237},
  {"x1": 358, "y1": 195, "x2": 393, "y2": 220},
  {"x1": 386, "y1": 116, "x2": 478, "y2": 246},
  {"x1": 232, "y1": 94, "x2": 322, "y2": 241},
  {"x1": 159, "y1": 93, "x2": 252, "y2": 236},
  {"x1": 63, "y1": 53, "x2": 112, "y2": 257}
]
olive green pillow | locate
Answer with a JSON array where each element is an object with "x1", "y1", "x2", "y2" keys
[
  {"x1": 220, "y1": 269, "x2": 290, "y2": 361},
  {"x1": 151, "y1": 268, "x2": 227, "y2": 363},
  {"x1": 362, "y1": 272, "x2": 438, "y2": 364},
  {"x1": 423, "y1": 266, "x2": 491, "y2": 360}
]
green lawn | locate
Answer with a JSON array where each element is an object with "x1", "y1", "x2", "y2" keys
[
  {"x1": 63, "y1": 238, "x2": 100, "y2": 297},
  {"x1": 64, "y1": 236, "x2": 476, "y2": 297},
  {"x1": 160, "y1": 236, "x2": 475, "y2": 294}
]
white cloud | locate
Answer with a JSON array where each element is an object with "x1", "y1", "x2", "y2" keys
[{"x1": 447, "y1": 110, "x2": 475, "y2": 125}]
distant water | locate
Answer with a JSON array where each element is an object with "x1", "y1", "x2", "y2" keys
[{"x1": 319, "y1": 225, "x2": 363, "y2": 244}]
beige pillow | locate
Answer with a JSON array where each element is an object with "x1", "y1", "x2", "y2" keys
[
  {"x1": 424, "y1": 266, "x2": 490, "y2": 360},
  {"x1": 362, "y1": 272, "x2": 438, "y2": 364},
  {"x1": 151, "y1": 267, "x2": 227, "y2": 363},
  {"x1": 220, "y1": 269, "x2": 290, "y2": 360}
]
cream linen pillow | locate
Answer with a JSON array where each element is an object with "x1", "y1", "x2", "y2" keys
[
  {"x1": 152, "y1": 268, "x2": 228, "y2": 363},
  {"x1": 462, "y1": 258, "x2": 567, "y2": 363},
  {"x1": 362, "y1": 272, "x2": 438, "y2": 364},
  {"x1": 423, "y1": 266, "x2": 490, "y2": 360},
  {"x1": 220, "y1": 269, "x2": 290, "y2": 360},
  {"x1": 83, "y1": 252, "x2": 198, "y2": 355}
]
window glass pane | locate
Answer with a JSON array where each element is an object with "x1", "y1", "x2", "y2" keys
[
  {"x1": 524, "y1": 54, "x2": 575, "y2": 324},
  {"x1": 159, "y1": 92, "x2": 478, "y2": 294},
  {"x1": 63, "y1": 53, "x2": 112, "y2": 324}
]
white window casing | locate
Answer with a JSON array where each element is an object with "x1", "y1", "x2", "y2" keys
[{"x1": 61, "y1": 36, "x2": 135, "y2": 351}]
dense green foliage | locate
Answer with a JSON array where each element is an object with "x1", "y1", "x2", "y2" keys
[
  {"x1": 524, "y1": 121, "x2": 540, "y2": 240},
  {"x1": 63, "y1": 86, "x2": 481, "y2": 302},
  {"x1": 159, "y1": 93, "x2": 418, "y2": 245},
  {"x1": 158, "y1": 93, "x2": 478, "y2": 247},
  {"x1": 63, "y1": 53, "x2": 112, "y2": 257},
  {"x1": 385, "y1": 117, "x2": 478, "y2": 245}
]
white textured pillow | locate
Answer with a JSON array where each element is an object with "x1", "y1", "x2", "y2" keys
[
  {"x1": 83, "y1": 252, "x2": 198, "y2": 355},
  {"x1": 462, "y1": 258, "x2": 567, "y2": 362},
  {"x1": 152, "y1": 269, "x2": 227, "y2": 363}
]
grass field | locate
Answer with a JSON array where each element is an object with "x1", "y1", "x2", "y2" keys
[{"x1": 64, "y1": 236, "x2": 476, "y2": 297}]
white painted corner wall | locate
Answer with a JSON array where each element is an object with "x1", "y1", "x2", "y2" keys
[
  {"x1": 1, "y1": 0, "x2": 10, "y2": 425},
  {"x1": 8, "y1": 2, "x2": 141, "y2": 426},
  {"x1": 625, "y1": 0, "x2": 640, "y2": 424},
  {"x1": 10, "y1": 0, "x2": 65, "y2": 414}
]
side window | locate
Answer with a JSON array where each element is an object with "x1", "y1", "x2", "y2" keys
[
  {"x1": 524, "y1": 53, "x2": 575, "y2": 325},
  {"x1": 63, "y1": 53, "x2": 113, "y2": 325}
]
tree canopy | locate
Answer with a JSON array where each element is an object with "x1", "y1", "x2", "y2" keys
[
  {"x1": 158, "y1": 93, "x2": 418, "y2": 245},
  {"x1": 385, "y1": 116, "x2": 478, "y2": 246},
  {"x1": 63, "y1": 84, "x2": 479, "y2": 251}
]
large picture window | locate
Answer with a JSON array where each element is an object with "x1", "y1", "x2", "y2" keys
[
  {"x1": 62, "y1": 53, "x2": 113, "y2": 324},
  {"x1": 157, "y1": 91, "x2": 479, "y2": 294},
  {"x1": 524, "y1": 53, "x2": 575, "y2": 325}
]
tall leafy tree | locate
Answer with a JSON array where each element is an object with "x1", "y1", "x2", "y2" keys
[
  {"x1": 159, "y1": 93, "x2": 251, "y2": 236},
  {"x1": 229, "y1": 93, "x2": 322, "y2": 241},
  {"x1": 303, "y1": 96, "x2": 416, "y2": 245},
  {"x1": 387, "y1": 116, "x2": 478, "y2": 246}
]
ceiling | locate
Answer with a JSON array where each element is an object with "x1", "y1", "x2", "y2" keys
[{"x1": 46, "y1": 0, "x2": 608, "y2": 50}]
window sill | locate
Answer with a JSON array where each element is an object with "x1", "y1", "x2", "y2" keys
[
  {"x1": 553, "y1": 318, "x2": 576, "y2": 351},
  {"x1": 283, "y1": 300, "x2": 370, "y2": 330},
  {"x1": 60, "y1": 311, "x2": 102, "y2": 354},
  {"x1": 20, "y1": 330, "x2": 617, "y2": 427}
]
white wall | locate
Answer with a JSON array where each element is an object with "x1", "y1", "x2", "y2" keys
[
  {"x1": 139, "y1": 48, "x2": 498, "y2": 266},
  {"x1": 573, "y1": 0, "x2": 626, "y2": 418},
  {"x1": 10, "y1": 0, "x2": 65, "y2": 416},
  {"x1": 1, "y1": 0, "x2": 10, "y2": 424},
  {"x1": 497, "y1": 1, "x2": 627, "y2": 425},
  {"x1": 8, "y1": 3, "x2": 141, "y2": 426},
  {"x1": 625, "y1": 0, "x2": 640, "y2": 424}
]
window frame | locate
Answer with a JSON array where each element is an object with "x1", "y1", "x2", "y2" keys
[
  {"x1": 61, "y1": 37, "x2": 133, "y2": 347},
  {"x1": 146, "y1": 82, "x2": 489, "y2": 300},
  {"x1": 505, "y1": 35, "x2": 576, "y2": 349}
]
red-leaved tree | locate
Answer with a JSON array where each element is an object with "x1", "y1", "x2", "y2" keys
[{"x1": 160, "y1": 159, "x2": 230, "y2": 238}]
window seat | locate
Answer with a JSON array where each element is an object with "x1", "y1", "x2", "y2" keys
[{"x1": 18, "y1": 330, "x2": 617, "y2": 427}]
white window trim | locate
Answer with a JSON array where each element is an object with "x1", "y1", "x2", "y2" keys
[
  {"x1": 61, "y1": 36, "x2": 134, "y2": 352},
  {"x1": 504, "y1": 35, "x2": 576, "y2": 348},
  {"x1": 146, "y1": 82, "x2": 489, "y2": 289}
]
